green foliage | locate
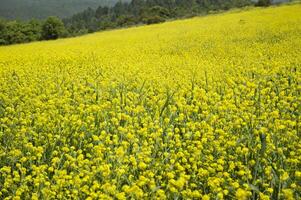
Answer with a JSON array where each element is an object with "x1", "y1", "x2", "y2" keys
[
  {"x1": 26, "y1": 20, "x2": 42, "y2": 41},
  {"x1": 65, "y1": 0, "x2": 253, "y2": 35},
  {"x1": 142, "y1": 15, "x2": 166, "y2": 25},
  {"x1": 42, "y1": 17, "x2": 67, "y2": 40},
  {"x1": 0, "y1": 19, "x2": 43, "y2": 45},
  {"x1": 256, "y1": 0, "x2": 272, "y2": 6},
  {"x1": 147, "y1": 6, "x2": 170, "y2": 18},
  {"x1": 0, "y1": 0, "x2": 257, "y2": 45},
  {"x1": 117, "y1": 15, "x2": 137, "y2": 26},
  {"x1": 0, "y1": 19, "x2": 7, "y2": 44},
  {"x1": 141, "y1": 6, "x2": 170, "y2": 24}
]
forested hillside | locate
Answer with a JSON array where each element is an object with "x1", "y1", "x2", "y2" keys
[
  {"x1": 0, "y1": 0, "x2": 129, "y2": 20},
  {"x1": 0, "y1": 0, "x2": 292, "y2": 45},
  {"x1": 0, "y1": 0, "x2": 254, "y2": 45},
  {"x1": 64, "y1": 0, "x2": 253, "y2": 35}
]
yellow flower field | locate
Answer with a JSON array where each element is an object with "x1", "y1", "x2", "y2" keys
[{"x1": 0, "y1": 3, "x2": 301, "y2": 200}]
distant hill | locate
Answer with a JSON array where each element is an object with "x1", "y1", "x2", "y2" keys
[{"x1": 0, "y1": 0, "x2": 130, "y2": 20}]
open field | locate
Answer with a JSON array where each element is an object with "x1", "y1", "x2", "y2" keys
[{"x1": 0, "y1": 4, "x2": 301, "y2": 200}]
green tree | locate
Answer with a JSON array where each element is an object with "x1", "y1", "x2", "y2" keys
[
  {"x1": 96, "y1": 6, "x2": 109, "y2": 18},
  {"x1": 142, "y1": 15, "x2": 166, "y2": 24},
  {"x1": 42, "y1": 16, "x2": 67, "y2": 40},
  {"x1": 256, "y1": 0, "x2": 271, "y2": 6},
  {"x1": 26, "y1": 19, "x2": 42, "y2": 41},
  {"x1": 141, "y1": 6, "x2": 170, "y2": 24},
  {"x1": 0, "y1": 19, "x2": 7, "y2": 44},
  {"x1": 4, "y1": 21, "x2": 27, "y2": 44}
]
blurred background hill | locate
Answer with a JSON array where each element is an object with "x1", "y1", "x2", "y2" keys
[{"x1": 0, "y1": 0, "x2": 130, "y2": 20}]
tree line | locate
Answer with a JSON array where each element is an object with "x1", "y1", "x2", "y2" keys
[
  {"x1": 0, "y1": 0, "x2": 274, "y2": 45},
  {"x1": 64, "y1": 0, "x2": 254, "y2": 35},
  {"x1": 0, "y1": 17, "x2": 67, "y2": 45}
]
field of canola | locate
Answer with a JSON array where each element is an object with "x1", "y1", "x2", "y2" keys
[{"x1": 0, "y1": 4, "x2": 301, "y2": 200}]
